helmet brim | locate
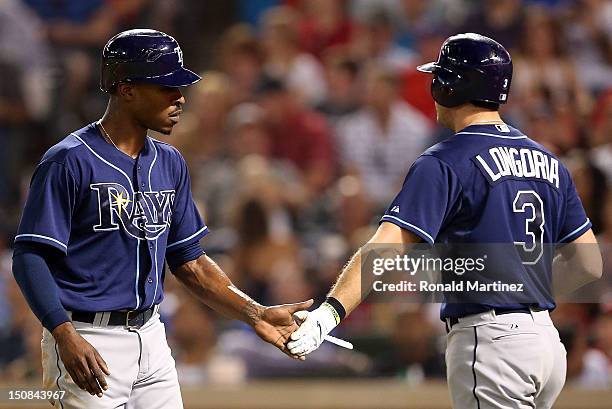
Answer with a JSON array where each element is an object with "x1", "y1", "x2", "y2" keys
[
  {"x1": 416, "y1": 62, "x2": 437, "y2": 73},
  {"x1": 137, "y1": 67, "x2": 202, "y2": 87}
]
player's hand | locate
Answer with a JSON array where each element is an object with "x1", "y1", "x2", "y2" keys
[
  {"x1": 252, "y1": 299, "x2": 314, "y2": 360},
  {"x1": 52, "y1": 322, "x2": 110, "y2": 398},
  {"x1": 287, "y1": 304, "x2": 338, "y2": 357}
]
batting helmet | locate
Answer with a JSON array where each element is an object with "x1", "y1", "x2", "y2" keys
[
  {"x1": 100, "y1": 29, "x2": 201, "y2": 93},
  {"x1": 417, "y1": 33, "x2": 512, "y2": 108}
]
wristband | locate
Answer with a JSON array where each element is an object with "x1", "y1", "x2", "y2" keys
[{"x1": 323, "y1": 297, "x2": 347, "y2": 325}]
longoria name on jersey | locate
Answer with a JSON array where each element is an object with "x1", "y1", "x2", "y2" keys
[{"x1": 476, "y1": 147, "x2": 560, "y2": 188}]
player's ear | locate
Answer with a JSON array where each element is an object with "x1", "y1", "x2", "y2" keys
[{"x1": 116, "y1": 83, "x2": 135, "y2": 101}]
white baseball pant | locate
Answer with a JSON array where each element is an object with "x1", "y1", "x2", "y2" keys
[
  {"x1": 445, "y1": 309, "x2": 566, "y2": 409},
  {"x1": 41, "y1": 312, "x2": 183, "y2": 409}
]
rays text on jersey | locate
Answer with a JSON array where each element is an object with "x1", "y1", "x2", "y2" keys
[{"x1": 91, "y1": 182, "x2": 175, "y2": 240}]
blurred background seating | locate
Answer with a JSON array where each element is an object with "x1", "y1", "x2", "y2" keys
[{"x1": 0, "y1": 0, "x2": 610, "y2": 397}]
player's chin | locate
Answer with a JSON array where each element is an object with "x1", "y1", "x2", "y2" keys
[{"x1": 155, "y1": 119, "x2": 177, "y2": 135}]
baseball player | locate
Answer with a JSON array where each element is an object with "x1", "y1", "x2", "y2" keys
[
  {"x1": 288, "y1": 33, "x2": 602, "y2": 408},
  {"x1": 12, "y1": 29, "x2": 312, "y2": 409}
]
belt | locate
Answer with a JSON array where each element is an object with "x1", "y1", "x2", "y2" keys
[
  {"x1": 445, "y1": 307, "x2": 539, "y2": 333},
  {"x1": 71, "y1": 305, "x2": 158, "y2": 328}
]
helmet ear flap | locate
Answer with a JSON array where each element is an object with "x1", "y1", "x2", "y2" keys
[
  {"x1": 100, "y1": 61, "x2": 116, "y2": 92},
  {"x1": 431, "y1": 72, "x2": 463, "y2": 108}
]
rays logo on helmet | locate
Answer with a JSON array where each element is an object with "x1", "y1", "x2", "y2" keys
[{"x1": 175, "y1": 47, "x2": 183, "y2": 65}]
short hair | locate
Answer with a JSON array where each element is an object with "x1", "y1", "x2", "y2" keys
[
  {"x1": 261, "y1": 6, "x2": 301, "y2": 46},
  {"x1": 366, "y1": 64, "x2": 399, "y2": 89},
  {"x1": 217, "y1": 24, "x2": 264, "y2": 67},
  {"x1": 254, "y1": 75, "x2": 286, "y2": 96},
  {"x1": 323, "y1": 49, "x2": 360, "y2": 79}
]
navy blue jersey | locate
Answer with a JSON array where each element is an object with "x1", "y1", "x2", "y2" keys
[
  {"x1": 380, "y1": 124, "x2": 591, "y2": 318},
  {"x1": 15, "y1": 123, "x2": 208, "y2": 312}
]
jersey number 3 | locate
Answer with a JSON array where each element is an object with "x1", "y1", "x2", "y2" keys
[{"x1": 512, "y1": 190, "x2": 544, "y2": 264}]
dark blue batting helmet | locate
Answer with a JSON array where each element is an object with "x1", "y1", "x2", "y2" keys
[
  {"x1": 100, "y1": 29, "x2": 201, "y2": 92},
  {"x1": 417, "y1": 33, "x2": 512, "y2": 108}
]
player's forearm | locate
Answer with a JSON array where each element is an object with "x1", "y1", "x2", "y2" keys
[
  {"x1": 327, "y1": 222, "x2": 422, "y2": 317},
  {"x1": 552, "y1": 254, "x2": 591, "y2": 297},
  {"x1": 553, "y1": 231, "x2": 602, "y2": 296},
  {"x1": 172, "y1": 255, "x2": 264, "y2": 326},
  {"x1": 327, "y1": 250, "x2": 364, "y2": 316},
  {"x1": 327, "y1": 246, "x2": 402, "y2": 316}
]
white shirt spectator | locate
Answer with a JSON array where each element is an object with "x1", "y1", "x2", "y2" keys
[
  {"x1": 335, "y1": 101, "x2": 432, "y2": 205},
  {"x1": 0, "y1": 0, "x2": 52, "y2": 119},
  {"x1": 375, "y1": 45, "x2": 417, "y2": 73},
  {"x1": 574, "y1": 348, "x2": 611, "y2": 389},
  {"x1": 266, "y1": 53, "x2": 327, "y2": 106}
]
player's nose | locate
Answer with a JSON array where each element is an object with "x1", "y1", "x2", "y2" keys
[{"x1": 172, "y1": 88, "x2": 185, "y2": 105}]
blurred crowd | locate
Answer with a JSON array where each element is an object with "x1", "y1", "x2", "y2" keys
[{"x1": 0, "y1": 0, "x2": 611, "y2": 388}]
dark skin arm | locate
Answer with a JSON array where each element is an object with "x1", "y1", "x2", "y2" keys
[
  {"x1": 51, "y1": 254, "x2": 311, "y2": 398},
  {"x1": 17, "y1": 242, "x2": 110, "y2": 398},
  {"x1": 52, "y1": 322, "x2": 110, "y2": 397},
  {"x1": 172, "y1": 254, "x2": 313, "y2": 359}
]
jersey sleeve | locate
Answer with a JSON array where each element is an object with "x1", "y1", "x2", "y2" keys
[
  {"x1": 15, "y1": 162, "x2": 77, "y2": 254},
  {"x1": 557, "y1": 168, "x2": 591, "y2": 243},
  {"x1": 165, "y1": 154, "x2": 209, "y2": 253},
  {"x1": 379, "y1": 155, "x2": 462, "y2": 244}
]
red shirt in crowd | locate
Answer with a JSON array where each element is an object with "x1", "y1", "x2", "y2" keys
[
  {"x1": 269, "y1": 109, "x2": 335, "y2": 173},
  {"x1": 401, "y1": 68, "x2": 436, "y2": 123}
]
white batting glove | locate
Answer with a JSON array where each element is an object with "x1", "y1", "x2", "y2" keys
[{"x1": 287, "y1": 303, "x2": 339, "y2": 356}]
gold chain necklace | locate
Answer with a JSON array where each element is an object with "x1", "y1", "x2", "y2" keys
[
  {"x1": 98, "y1": 121, "x2": 121, "y2": 151},
  {"x1": 98, "y1": 120, "x2": 139, "y2": 159}
]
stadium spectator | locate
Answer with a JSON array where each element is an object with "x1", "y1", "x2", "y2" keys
[
  {"x1": 0, "y1": 278, "x2": 41, "y2": 382},
  {"x1": 217, "y1": 24, "x2": 265, "y2": 104},
  {"x1": 352, "y1": 8, "x2": 416, "y2": 73},
  {"x1": 590, "y1": 90, "x2": 612, "y2": 182},
  {"x1": 172, "y1": 292, "x2": 247, "y2": 385},
  {"x1": 512, "y1": 7, "x2": 592, "y2": 125},
  {"x1": 171, "y1": 71, "x2": 233, "y2": 166},
  {"x1": 297, "y1": 0, "x2": 354, "y2": 59},
  {"x1": 593, "y1": 308, "x2": 612, "y2": 384},
  {"x1": 0, "y1": 0, "x2": 53, "y2": 211},
  {"x1": 255, "y1": 76, "x2": 335, "y2": 196},
  {"x1": 335, "y1": 65, "x2": 432, "y2": 209},
  {"x1": 231, "y1": 193, "x2": 302, "y2": 303},
  {"x1": 22, "y1": 0, "x2": 148, "y2": 131},
  {"x1": 566, "y1": 153, "x2": 608, "y2": 233},
  {"x1": 457, "y1": 0, "x2": 524, "y2": 50},
  {"x1": 190, "y1": 102, "x2": 305, "y2": 234},
  {"x1": 260, "y1": 6, "x2": 327, "y2": 106},
  {"x1": 590, "y1": 308, "x2": 612, "y2": 388},
  {"x1": 563, "y1": 0, "x2": 612, "y2": 94},
  {"x1": 380, "y1": 307, "x2": 445, "y2": 383},
  {"x1": 400, "y1": 30, "x2": 446, "y2": 122},
  {"x1": 315, "y1": 51, "x2": 362, "y2": 125}
]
